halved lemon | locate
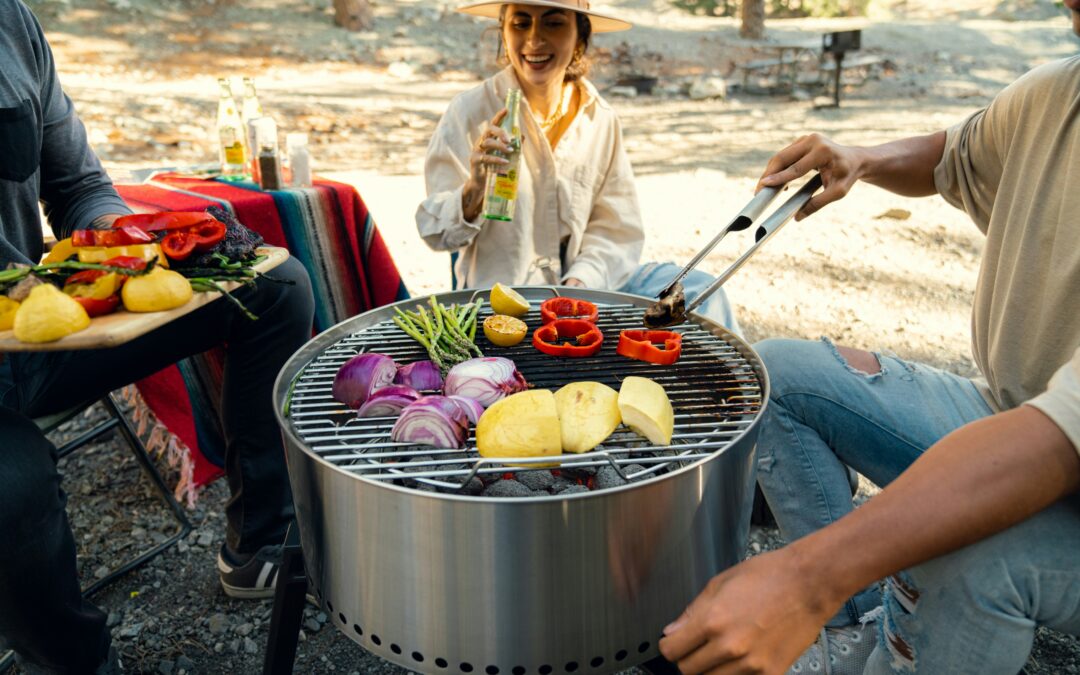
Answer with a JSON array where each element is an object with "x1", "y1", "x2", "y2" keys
[
  {"x1": 489, "y1": 283, "x2": 530, "y2": 317},
  {"x1": 483, "y1": 314, "x2": 528, "y2": 347}
]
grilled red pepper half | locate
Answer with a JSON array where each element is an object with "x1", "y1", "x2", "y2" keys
[
  {"x1": 99, "y1": 255, "x2": 149, "y2": 271},
  {"x1": 616, "y1": 329, "x2": 683, "y2": 366},
  {"x1": 159, "y1": 220, "x2": 227, "y2": 261},
  {"x1": 532, "y1": 319, "x2": 604, "y2": 357},
  {"x1": 111, "y1": 211, "x2": 216, "y2": 233},
  {"x1": 71, "y1": 224, "x2": 154, "y2": 248},
  {"x1": 62, "y1": 269, "x2": 123, "y2": 317},
  {"x1": 540, "y1": 297, "x2": 599, "y2": 324}
]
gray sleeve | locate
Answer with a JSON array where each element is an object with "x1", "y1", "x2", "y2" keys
[{"x1": 28, "y1": 5, "x2": 130, "y2": 239}]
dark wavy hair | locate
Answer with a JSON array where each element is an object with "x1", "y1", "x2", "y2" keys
[{"x1": 496, "y1": 5, "x2": 593, "y2": 82}]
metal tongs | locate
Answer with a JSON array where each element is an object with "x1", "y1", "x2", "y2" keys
[{"x1": 644, "y1": 174, "x2": 824, "y2": 328}]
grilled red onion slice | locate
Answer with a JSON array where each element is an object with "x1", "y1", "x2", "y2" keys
[
  {"x1": 391, "y1": 395, "x2": 469, "y2": 449},
  {"x1": 442, "y1": 357, "x2": 528, "y2": 408},
  {"x1": 394, "y1": 360, "x2": 443, "y2": 391},
  {"x1": 332, "y1": 353, "x2": 398, "y2": 409},
  {"x1": 355, "y1": 385, "x2": 421, "y2": 418},
  {"x1": 446, "y1": 395, "x2": 484, "y2": 424}
]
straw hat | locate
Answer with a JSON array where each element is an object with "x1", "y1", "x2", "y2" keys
[{"x1": 458, "y1": 0, "x2": 632, "y2": 33}]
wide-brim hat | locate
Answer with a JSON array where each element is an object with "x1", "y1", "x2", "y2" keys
[{"x1": 458, "y1": 0, "x2": 632, "y2": 33}]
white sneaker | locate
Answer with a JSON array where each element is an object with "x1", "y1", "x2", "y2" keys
[{"x1": 787, "y1": 618, "x2": 878, "y2": 675}]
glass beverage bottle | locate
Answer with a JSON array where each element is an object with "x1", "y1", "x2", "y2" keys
[
  {"x1": 482, "y1": 88, "x2": 522, "y2": 222},
  {"x1": 216, "y1": 78, "x2": 246, "y2": 178},
  {"x1": 240, "y1": 77, "x2": 263, "y2": 174}
]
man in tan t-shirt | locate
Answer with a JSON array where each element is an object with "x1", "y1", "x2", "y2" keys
[{"x1": 657, "y1": 5, "x2": 1080, "y2": 674}]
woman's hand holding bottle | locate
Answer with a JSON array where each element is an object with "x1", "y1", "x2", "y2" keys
[{"x1": 463, "y1": 109, "x2": 512, "y2": 221}]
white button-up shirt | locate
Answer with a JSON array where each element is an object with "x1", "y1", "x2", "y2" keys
[{"x1": 416, "y1": 67, "x2": 644, "y2": 290}]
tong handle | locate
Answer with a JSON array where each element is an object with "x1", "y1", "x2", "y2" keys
[
  {"x1": 658, "y1": 184, "x2": 784, "y2": 297},
  {"x1": 684, "y1": 174, "x2": 823, "y2": 315}
]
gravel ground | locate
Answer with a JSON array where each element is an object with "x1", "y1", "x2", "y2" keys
[{"x1": 13, "y1": 401, "x2": 1074, "y2": 675}]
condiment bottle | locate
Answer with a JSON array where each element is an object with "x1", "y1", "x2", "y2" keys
[{"x1": 253, "y1": 117, "x2": 283, "y2": 191}]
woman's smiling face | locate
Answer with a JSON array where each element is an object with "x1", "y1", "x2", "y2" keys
[{"x1": 502, "y1": 4, "x2": 580, "y2": 89}]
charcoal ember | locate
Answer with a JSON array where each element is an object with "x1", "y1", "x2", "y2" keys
[
  {"x1": 556, "y1": 484, "x2": 590, "y2": 495},
  {"x1": 516, "y1": 470, "x2": 555, "y2": 491},
  {"x1": 175, "y1": 205, "x2": 264, "y2": 268},
  {"x1": 459, "y1": 478, "x2": 484, "y2": 495},
  {"x1": 550, "y1": 478, "x2": 573, "y2": 493},
  {"x1": 624, "y1": 464, "x2": 647, "y2": 479},
  {"x1": 482, "y1": 479, "x2": 533, "y2": 498},
  {"x1": 595, "y1": 466, "x2": 629, "y2": 489}
]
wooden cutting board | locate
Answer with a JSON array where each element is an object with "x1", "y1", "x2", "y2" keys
[{"x1": 0, "y1": 246, "x2": 289, "y2": 352}]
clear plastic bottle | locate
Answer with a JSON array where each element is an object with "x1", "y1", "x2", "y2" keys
[
  {"x1": 482, "y1": 88, "x2": 522, "y2": 222},
  {"x1": 287, "y1": 133, "x2": 312, "y2": 188},
  {"x1": 216, "y1": 78, "x2": 246, "y2": 178}
]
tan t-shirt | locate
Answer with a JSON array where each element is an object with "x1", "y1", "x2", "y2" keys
[
  {"x1": 934, "y1": 55, "x2": 1080, "y2": 417},
  {"x1": 1028, "y1": 346, "x2": 1080, "y2": 459}
]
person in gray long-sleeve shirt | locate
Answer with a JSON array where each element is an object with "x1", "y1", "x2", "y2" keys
[{"x1": 0, "y1": 2, "x2": 316, "y2": 672}]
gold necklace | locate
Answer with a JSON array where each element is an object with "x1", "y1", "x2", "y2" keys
[{"x1": 535, "y1": 84, "x2": 569, "y2": 132}]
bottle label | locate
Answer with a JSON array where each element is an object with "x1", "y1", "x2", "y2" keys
[
  {"x1": 224, "y1": 142, "x2": 246, "y2": 165},
  {"x1": 493, "y1": 169, "x2": 518, "y2": 200}
]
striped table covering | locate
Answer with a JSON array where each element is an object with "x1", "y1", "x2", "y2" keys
[{"x1": 116, "y1": 174, "x2": 409, "y2": 501}]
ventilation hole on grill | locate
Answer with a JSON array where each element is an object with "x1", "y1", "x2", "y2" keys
[
  {"x1": 327, "y1": 600, "x2": 334, "y2": 613},
  {"x1": 615, "y1": 649, "x2": 627, "y2": 661},
  {"x1": 391, "y1": 643, "x2": 402, "y2": 655},
  {"x1": 435, "y1": 658, "x2": 448, "y2": 668},
  {"x1": 316, "y1": 587, "x2": 323, "y2": 599},
  {"x1": 513, "y1": 667, "x2": 526, "y2": 675},
  {"x1": 637, "y1": 641, "x2": 650, "y2": 653},
  {"x1": 539, "y1": 666, "x2": 552, "y2": 675},
  {"x1": 338, "y1": 613, "x2": 346, "y2": 625},
  {"x1": 565, "y1": 662, "x2": 579, "y2": 672},
  {"x1": 412, "y1": 651, "x2": 424, "y2": 663},
  {"x1": 352, "y1": 624, "x2": 362, "y2": 636},
  {"x1": 590, "y1": 657, "x2": 604, "y2": 668},
  {"x1": 461, "y1": 663, "x2": 474, "y2": 673},
  {"x1": 371, "y1": 634, "x2": 382, "y2": 646},
  {"x1": 486, "y1": 667, "x2": 499, "y2": 675}
]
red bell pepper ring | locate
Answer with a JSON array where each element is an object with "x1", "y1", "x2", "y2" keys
[
  {"x1": 159, "y1": 220, "x2": 226, "y2": 261},
  {"x1": 111, "y1": 211, "x2": 216, "y2": 233},
  {"x1": 71, "y1": 224, "x2": 154, "y2": 248},
  {"x1": 540, "y1": 297, "x2": 599, "y2": 324},
  {"x1": 532, "y1": 319, "x2": 604, "y2": 357},
  {"x1": 616, "y1": 329, "x2": 683, "y2": 366}
]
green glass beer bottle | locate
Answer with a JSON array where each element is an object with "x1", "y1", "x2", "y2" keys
[{"x1": 482, "y1": 88, "x2": 523, "y2": 222}]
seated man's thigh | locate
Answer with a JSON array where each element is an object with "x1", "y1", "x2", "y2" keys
[
  {"x1": 875, "y1": 495, "x2": 1080, "y2": 674},
  {"x1": 754, "y1": 337, "x2": 993, "y2": 487}
]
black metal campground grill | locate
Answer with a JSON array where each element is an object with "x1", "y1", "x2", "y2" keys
[
  {"x1": 285, "y1": 295, "x2": 761, "y2": 494},
  {"x1": 272, "y1": 287, "x2": 769, "y2": 674}
]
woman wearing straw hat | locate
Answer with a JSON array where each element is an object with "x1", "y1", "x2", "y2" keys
[{"x1": 415, "y1": 0, "x2": 740, "y2": 332}]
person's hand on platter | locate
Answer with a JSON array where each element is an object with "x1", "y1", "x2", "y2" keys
[
  {"x1": 463, "y1": 108, "x2": 513, "y2": 221},
  {"x1": 757, "y1": 133, "x2": 866, "y2": 221}
]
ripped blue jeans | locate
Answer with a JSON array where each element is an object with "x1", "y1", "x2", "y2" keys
[
  {"x1": 752, "y1": 337, "x2": 994, "y2": 627},
  {"x1": 865, "y1": 493, "x2": 1080, "y2": 674}
]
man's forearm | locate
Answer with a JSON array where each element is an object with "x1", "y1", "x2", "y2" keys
[
  {"x1": 855, "y1": 131, "x2": 946, "y2": 198},
  {"x1": 794, "y1": 405, "x2": 1080, "y2": 612}
]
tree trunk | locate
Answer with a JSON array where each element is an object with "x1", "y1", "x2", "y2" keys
[
  {"x1": 333, "y1": 0, "x2": 374, "y2": 31},
  {"x1": 740, "y1": 0, "x2": 765, "y2": 39}
]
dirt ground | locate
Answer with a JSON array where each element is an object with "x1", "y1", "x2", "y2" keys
[{"x1": 16, "y1": 0, "x2": 1080, "y2": 672}]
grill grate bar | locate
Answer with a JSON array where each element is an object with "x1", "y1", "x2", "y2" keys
[{"x1": 287, "y1": 298, "x2": 763, "y2": 493}]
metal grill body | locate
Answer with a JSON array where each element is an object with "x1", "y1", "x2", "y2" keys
[{"x1": 274, "y1": 288, "x2": 769, "y2": 674}]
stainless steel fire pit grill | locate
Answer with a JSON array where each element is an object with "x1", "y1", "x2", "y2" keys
[{"x1": 274, "y1": 287, "x2": 769, "y2": 674}]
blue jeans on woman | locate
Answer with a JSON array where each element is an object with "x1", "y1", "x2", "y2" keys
[
  {"x1": 754, "y1": 337, "x2": 1080, "y2": 673},
  {"x1": 619, "y1": 262, "x2": 742, "y2": 335}
]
